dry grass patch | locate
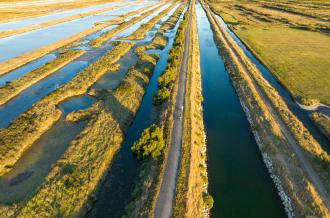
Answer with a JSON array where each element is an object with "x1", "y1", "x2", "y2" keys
[
  {"x1": 0, "y1": 42, "x2": 133, "y2": 177},
  {"x1": 0, "y1": 49, "x2": 85, "y2": 106}
]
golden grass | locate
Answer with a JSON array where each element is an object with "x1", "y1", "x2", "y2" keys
[
  {"x1": 123, "y1": 3, "x2": 188, "y2": 217},
  {"x1": 0, "y1": 3, "x2": 155, "y2": 77},
  {"x1": 89, "y1": 3, "x2": 166, "y2": 47},
  {"x1": 202, "y1": 1, "x2": 329, "y2": 216},
  {"x1": 17, "y1": 48, "x2": 159, "y2": 217},
  {"x1": 209, "y1": 0, "x2": 330, "y2": 105},
  {"x1": 0, "y1": 2, "x2": 136, "y2": 39},
  {"x1": 0, "y1": 49, "x2": 85, "y2": 106},
  {"x1": 0, "y1": 42, "x2": 133, "y2": 177},
  {"x1": 311, "y1": 112, "x2": 330, "y2": 140},
  {"x1": 122, "y1": 3, "x2": 178, "y2": 40},
  {"x1": 174, "y1": 1, "x2": 208, "y2": 216},
  {"x1": 0, "y1": 0, "x2": 120, "y2": 23},
  {"x1": 236, "y1": 26, "x2": 330, "y2": 105}
]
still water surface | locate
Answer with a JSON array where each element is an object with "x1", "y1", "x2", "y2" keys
[{"x1": 196, "y1": 3, "x2": 286, "y2": 218}]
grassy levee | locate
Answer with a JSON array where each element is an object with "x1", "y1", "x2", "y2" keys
[
  {"x1": 207, "y1": 0, "x2": 330, "y2": 106},
  {"x1": 202, "y1": 1, "x2": 330, "y2": 216},
  {"x1": 204, "y1": 0, "x2": 330, "y2": 188},
  {"x1": 0, "y1": 42, "x2": 133, "y2": 177},
  {"x1": 173, "y1": 2, "x2": 210, "y2": 217},
  {"x1": 89, "y1": 3, "x2": 167, "y2": 48},
  {"x1": 0, "y1": 0, "x2": 121, "y2": 23},
  {"x1": 0, "y1": 3, "x2": 156, "y2": 77},
  {"x1": 311, "y1": 113, "x2": 330, "y2": 140},
  {"x1": 0, "y1": 49, "x2": 85, "y2": 106},
  {"x1": 0, "y1": 2, "x2": 137, "y2": 39},
  {"x1": 122, "y1": 3, "x2": 180, "y2": 40},
  {"x1": 15, "y1": 43, "x2": 159, "y2": 218},
  {"x1": 122, "y1": 4, "x2": 189, "y2": 217}
]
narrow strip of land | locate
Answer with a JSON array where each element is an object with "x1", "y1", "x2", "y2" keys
[
  {"x1": 0, "y1": 1, "x2": 138, "y2": 39},
  {"x1": 203, "y1": 1, "x2": 330, "y2": 210},
  {"x1": 154, "y1": 4, "x2": 191, "y2": 218},
  {"x1": 0, "y1": 2, "x2": 159, "y2": 76}
]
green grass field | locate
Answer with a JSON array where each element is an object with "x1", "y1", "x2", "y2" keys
[{"x1": 209, "y1": 0, "x2": 330, "y2": 105}]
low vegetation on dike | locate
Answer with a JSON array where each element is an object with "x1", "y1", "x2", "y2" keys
[
  {"x1": 123, "y1": 3, "x2": 178, "y2": 40},
  {"x1": 205, "y1": 0, "x2": 330, "y2": 190},
  {"x1": 7, "y1": 39, "x2": 160, "y2": 218},
  {"x1": 202, "y1": 2, "x2": 329, "y2": 216},
  {"x1": 0, "y1": 49, "x2": 85, "y2": 106},
  {"x1": 89, "y1": 3, "x2": 166, "y2": 48},
  {"x1": 311, "y1": 112, "x2": 330, "y2": 140},
  {"x1": 132, "y1": 124, "x2": 166, "y2": 159},
  {"x1": 174, "y1": 2, "x2": 211, "y2": 217},
  {"x1": 153, "y1": 13, "x2": 188, "y2": 106},
  {"x1": 123, "y1": 4, "x2": 188, "y2": 217},
  {"x1": 0, "y1": 3, "x2": 135, "y2": 39},
  {"x1": 207, "y1": 0, "x2": 330, "y2": 106},
  {"x1": 0, "y1": 0, "x2": 123, "y2": 23},
  {"x1": 0, "y1": 42, "x2": 133, "y2": 177},
  {"x1": 0, "y1": 2, "x2": 157, "y2": 77}
]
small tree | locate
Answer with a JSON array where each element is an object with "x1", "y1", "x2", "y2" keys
[
  {"x1": 203, "y1": 192, "x2": 214, "y2": 210},
  {"x1": 132, "y1": 124, "x2": 165, "y2": 160}
]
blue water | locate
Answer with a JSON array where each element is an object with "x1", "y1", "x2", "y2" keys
[
  {"x1": 88, "y1": 7, "x2": 185, "y2": 218},
  {"x1": 196, "y1": 3, "x2": 286, "y2": 218},
  {"x1": 0, "y1": 53, "x2": 57, "y2": 86},
  {"x1": 0, "y1": 2, "x2": 155, "y2": 62},
  {"x1": 213, "y1": 14, "x2": 330, "y2": 151},
  {"x1": 0, "y1": 1, "x2": 127, "y2": 31}
]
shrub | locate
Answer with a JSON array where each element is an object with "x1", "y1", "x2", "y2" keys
[
  {"x1": 202, "y1": 192, "x2": 214, "y2": 210},
  {"x1": 132, "y1": 124, "x2": 165, "y2": 159}
]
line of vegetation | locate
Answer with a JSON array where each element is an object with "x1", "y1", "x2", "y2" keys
[
  {"x1": 204, "y1": 0, "x2": 330, "y2": 191},
  {"x1": 0, "y1": 2, "x2": 135, "y2": 39},
  {"x1": 173, "y1": 1, "x2": 212, "y2": 217},
  {"x1": 0, "y1": 3, "x2": 155, "y2": 77},
  {"x1": 202, "y1": 1, "x2": 329, "y2": 217},
  {"x1": 16, "y1": 41, "x2": 160, "y2": 217},
  {"x1": 89, "y1": 3, "x2": 167, "y2": 48},
  {"x1": 0, "y1": 42, "x2": 133, "y2": 177},
  {"x1": 0, "y1": 0, "x2": 124, "y2": 23},
  {"x1": 123, "y1": 3, "x2": 189, "y2": 217},
  {"x1": 0, "y1": 49, "x2": 85, "y2": 106},
  {"x1": 311, "y1": 112, "x2": 330, "y2": 140},
  {"x1": 122, "y1": 3, "x2": 179, "y2": 40},
  {"x1": 207, "y1": 0, "x2": 330, "y2": 105}
]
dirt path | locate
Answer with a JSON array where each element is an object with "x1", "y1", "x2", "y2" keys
[
  {"x1": 153, "y1": 5, "x2": 191, "y2": 218},
  {"x1": 205, "y1": 3, "x2": 330, "y2": 210}
]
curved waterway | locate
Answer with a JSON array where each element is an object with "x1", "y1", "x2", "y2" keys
[
  {"x1": 213, "y1": 14, "x2": 330, "y2": 151},
  {"x1": 88, "y1": 8, "x2": 185, "y2": 218},
  {"x1": 196, "y1": 3, "x2": 286, "y2": 218}
]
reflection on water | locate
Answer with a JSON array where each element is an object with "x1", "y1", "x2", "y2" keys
[
  {"x1": 0, "y1": 95, "x2": 95, "y2": 203},
  {"x1": 213, "y1": 13, "x2": 330, "y2": 151},
  {"x1": 88, "y1": 6, "x2": 184, "y2": 218},
  {"x1": 0, "y1": 53, "x2": 57, "y2": 86},
  {"x1": 196, "y1": 3, "x2": 286, "y2": 218}
]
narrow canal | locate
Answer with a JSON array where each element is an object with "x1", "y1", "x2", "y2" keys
[
  {"x1": 196, "y1": 3, "x2": 286, "y2": 218},
  {"x1": 213, "y1": 14, "x2": 330, "y2": 151},
  {"x1": 88, "y1": 7, "x2": 185, "y2": 218}
]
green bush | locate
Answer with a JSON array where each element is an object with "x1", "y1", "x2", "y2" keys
[
  {"x1": 132, "y1": 124, "x2": 165, "y2": 159},
  {"x1": 202, "y1": 192, "x2": 214, "y2": 210}
]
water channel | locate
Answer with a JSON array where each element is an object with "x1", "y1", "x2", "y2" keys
[
  {"x1": 0, "y1": 2, "x2": 179, "y2": 206},
  {"x1": 196, "y1": 3, "x2": 286, "y2": 218},
  {"x1": 88, "y1": 7, "x2": 185, "y2": 218},
  {"x1": 0, "y1": 4, "x2": 171, "y2": 128},
  {"x1": 213, "y1": 14, "x2": 330, "y2": 151}
]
